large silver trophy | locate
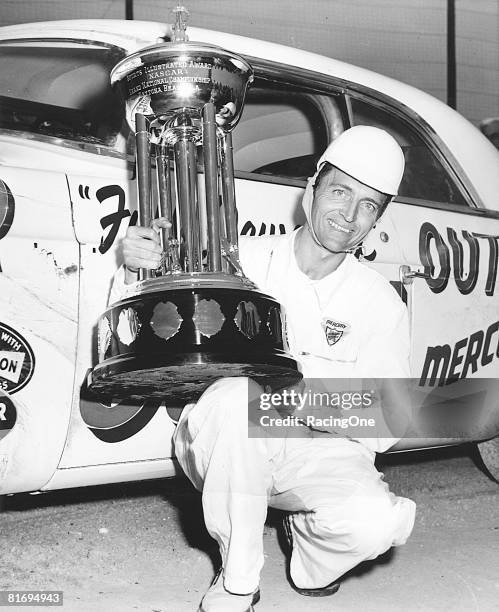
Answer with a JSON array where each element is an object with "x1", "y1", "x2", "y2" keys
[{"x1": 87, "y1": 7, "x2": 300, "y2": 402}]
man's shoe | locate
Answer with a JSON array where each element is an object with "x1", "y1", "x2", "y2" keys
[
  {"x1": 291, "y1": 580, "x2": 341, "y2": 597},
  {"x1": 283, "y1": 513, "x2": 341, "y2": 597},
  {"x1": 199, "y1": 568, "x2": 260, "y2": 612}
]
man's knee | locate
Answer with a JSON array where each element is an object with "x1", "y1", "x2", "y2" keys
[
  {"x1": 311, "y1": 497, "x2": 413, "y2": 557},
  {"x1": 344, "y1": 515, "x2": 396, "y2": 556},
  {"x1": 184, "y1": 376, "x2": 262, "y2": 436},
  {"x1": 201, "y1": 376, "x2": 256, "y2": 415}
]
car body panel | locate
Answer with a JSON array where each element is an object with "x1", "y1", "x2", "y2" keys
[{"x1": 0, "y1": 165, "x2": 78, "y2": 493}]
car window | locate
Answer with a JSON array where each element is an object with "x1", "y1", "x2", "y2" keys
[
  {"x1": 0, "y1": 41, "x2": 125, "y2": 150},
  {"x1": 233, "y1": 83, "x2": 346, "y2": 181},
  {"x1": 349, "y1": 96, "x2": 468, "y2": 206}
]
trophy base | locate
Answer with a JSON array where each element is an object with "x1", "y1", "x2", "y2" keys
[
  {"x1": 87, "y1": 286, "x2": 301, "y2": 403},
  {"x1": 87, "y1": 352, "x2": 299, "y2": 403}
]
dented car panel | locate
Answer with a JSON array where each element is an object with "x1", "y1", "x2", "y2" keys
[{"x1": 0, "y1": 20, "x2": 498, "y2": 494}]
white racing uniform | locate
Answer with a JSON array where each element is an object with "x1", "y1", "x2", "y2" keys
[{"x1": 110, "y1": 229, "x2": 416, "y2": 595}]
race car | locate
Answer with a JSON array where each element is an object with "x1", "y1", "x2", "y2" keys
[{"x1": 0, "y1": 18, "x2": 498, "y2": 499}]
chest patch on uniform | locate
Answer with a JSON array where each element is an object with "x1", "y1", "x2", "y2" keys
[{"x1": 322, "y1": 319, "x2": 349, "y2": 346}]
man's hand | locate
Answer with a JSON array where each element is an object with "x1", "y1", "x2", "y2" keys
[{"x1": 122, "y1": 217, "x2": 171, "y2": 284}]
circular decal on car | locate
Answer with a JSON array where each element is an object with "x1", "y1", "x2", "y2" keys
[
  {"x1": 0, "y1": 390, "x2": 16, "y2": 441},
  {"x1": 0, "y1": 180, "x2": 15, "y2": 240},
  {"x1": 0, "y1": 323, "x2": 35, "y2": 394}
]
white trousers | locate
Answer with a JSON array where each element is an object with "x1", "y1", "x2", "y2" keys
[{"x1": 173, "y1": 377, "x2": 416, "y2": 595}]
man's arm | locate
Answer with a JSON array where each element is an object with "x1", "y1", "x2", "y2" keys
[{"x1": 354, "y1": 292, "x2": 412, "y2": 453}]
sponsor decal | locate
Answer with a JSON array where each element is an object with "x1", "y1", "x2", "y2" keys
[
  {"x1": 0, "y1": 390, "x2": 16, "y2": 441},
  {"x1": 420, "y1": 319, "x2": 499, "y2": 386},
  {"x1": 419, "y1": 222, "x2": 498, "y2": 296},
  {"x1": 0, "y1": 323, "x2": 35, "y2": 394},
  {"x1": 322, "y1": 319, "x2": 349, "y2": 346},
  {"x1": 0, "y1": 179, "x2": 15, "y2": 240}
]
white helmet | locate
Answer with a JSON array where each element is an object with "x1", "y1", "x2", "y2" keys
[{"x1": 317, "y1": 126, "x2": 405, "y2": 196}]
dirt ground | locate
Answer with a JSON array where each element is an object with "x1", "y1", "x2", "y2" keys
[{"x1": 1, "y1": 445, "x2": 498, "y2": 612}]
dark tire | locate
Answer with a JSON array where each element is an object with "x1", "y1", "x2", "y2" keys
[{"x1": 477, "y1": 437, "x2": 499, "y2": 482}]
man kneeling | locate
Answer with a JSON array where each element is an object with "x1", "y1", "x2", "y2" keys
[{"x1": 114, "y1": 126, "x2": 416, "y2": 612}]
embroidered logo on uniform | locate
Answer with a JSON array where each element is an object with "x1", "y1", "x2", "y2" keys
[{"x1": 322, "y1": 319, "x2": 349, "y2": 346}]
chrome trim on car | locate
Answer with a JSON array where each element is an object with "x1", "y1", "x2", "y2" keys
[
  {"x1": 0, "y1": 128, "x2": 126, "y2": 159},
  {"x1": 395, "y1": 196, "x2": 499, "y2": 219},
  {"x1": 0, "y1": 36, "x2": 127, "y2": 50},
  {"x1": 235, "y1": 170, "x2": 305, "y2": 189}
]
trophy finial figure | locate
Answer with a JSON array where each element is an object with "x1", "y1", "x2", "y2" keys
[{"x1": 172, "y1": 5, "x2": 189, "y2": 42}]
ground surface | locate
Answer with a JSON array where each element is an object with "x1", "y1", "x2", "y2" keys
[{"x1": 1, "y1": 445, "x2": 498, "y2": 612}]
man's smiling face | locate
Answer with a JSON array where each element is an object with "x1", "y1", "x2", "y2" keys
[{"x1": 310, "y1": 166, "x2": 388, "y2": 253}]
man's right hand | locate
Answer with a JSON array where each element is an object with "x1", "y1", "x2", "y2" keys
[{"x1": 122, "y1": 217, "x2": 171, "y2": 284}]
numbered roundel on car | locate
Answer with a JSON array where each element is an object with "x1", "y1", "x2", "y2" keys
[
  {"x1": 0, "y1": 180, "x2": 15, "y2": 240},
  {"x1": 0, "y1": 323, "x2": 35, "y2": 394}
]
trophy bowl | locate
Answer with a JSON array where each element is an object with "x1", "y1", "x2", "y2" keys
[{"x1": 111, "y1": 41, "x2": 253, "y2": 134}]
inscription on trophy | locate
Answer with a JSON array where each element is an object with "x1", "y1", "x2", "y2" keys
[{"x1": 127, "y1": 61, "x2": 213, "y2": 97}]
